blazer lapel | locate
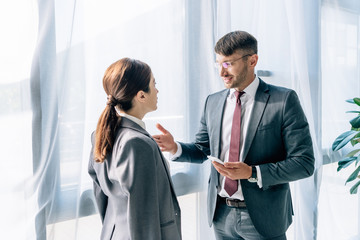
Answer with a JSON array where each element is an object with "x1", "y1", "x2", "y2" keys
[
  {"x1": 120, "y1": 117, "x2": 177, "y2": 192},
  {"x1": 209, "y1": 90, "x2": 229, "y2": 186},
  {"x1": 213, "y1": 89, "x2": 229, "y2": 158},
  {"x1": 243, "y1": 79, "x2": 270, "y2": 162}
]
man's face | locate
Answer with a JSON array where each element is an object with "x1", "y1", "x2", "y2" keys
[{"x1": 215, "y1": 50, "x2": 256, "y2": 91}]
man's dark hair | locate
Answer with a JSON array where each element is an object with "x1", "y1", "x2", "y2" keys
[{"x1": 214, "y1": 31, "x2": 258, "y2": 56}]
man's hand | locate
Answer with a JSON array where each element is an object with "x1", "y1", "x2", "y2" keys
[
  {"x1": 212, "y1": 161, "x2": 252, "y2": 180},
  {"x1": 152, "y1": 123, "x2": 178, "y2": 154}
]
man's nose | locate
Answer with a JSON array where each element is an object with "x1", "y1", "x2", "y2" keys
[{"x1": 220, "y1": 66, "x2": 227, "y2": 76}]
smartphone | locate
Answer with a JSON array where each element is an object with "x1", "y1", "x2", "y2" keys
[{"x1": 208, "y1": 156, "x2": 224, "y2": 165}]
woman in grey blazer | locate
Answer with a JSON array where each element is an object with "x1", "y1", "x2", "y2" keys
[{"x1": 88, "y1": 58, "x2": 181, "y2": 240}]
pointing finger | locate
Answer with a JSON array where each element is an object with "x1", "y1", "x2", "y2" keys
[{"x1": 156, "y1": 123, "x2": 168, "y2": 134}]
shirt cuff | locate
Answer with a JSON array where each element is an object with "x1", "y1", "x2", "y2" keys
[
  {"x1": 169, "y1": 142, "x2": 182, "y2": 160},
  {"x1": 255, "y1": 165, "x2": 263, "y2": 188}
]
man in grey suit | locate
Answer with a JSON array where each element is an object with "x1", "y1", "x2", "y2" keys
[{"x1": 153, "y1": 31, "x2": 314, "y2": 239}]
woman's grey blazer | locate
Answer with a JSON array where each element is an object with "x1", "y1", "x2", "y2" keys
[{"x1": 88, "y1": 117, "x2": 181, "y2": 240}]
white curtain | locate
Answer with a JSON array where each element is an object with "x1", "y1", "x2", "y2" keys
[
  {"x1": 4, "y1": 0, "x2": 213, "y2": 239},
  {"x1": 318, "y1": 0, "x2": 360, "y2": 239},
  {"x1": 225, "y1": 0, "x2": 322, "y2": 239},
  {"x1": 3, "y1": 0, "x2": 360, "y2": 239},
  {"x1": 0, "y1": 0, "x2": 38, "y2": 239}
]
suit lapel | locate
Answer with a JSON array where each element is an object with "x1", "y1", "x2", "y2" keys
[
  {"x1": 213, "y1": 89, "x2": 229, "y2": 158},
  {"x1": 243, "y1": 79, "x2": 270, "y2": 162},
  {"x1": 209, "y1": 90, "x2": 229, "y2": 186}
]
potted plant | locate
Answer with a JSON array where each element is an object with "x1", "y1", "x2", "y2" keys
[{"x1": 332, "y1": 97, "x2": 360, "y2": 194}]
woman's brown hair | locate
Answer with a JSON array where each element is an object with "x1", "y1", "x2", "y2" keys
[{"x1": 94, "y1": 58, "x2": 151, "y2": 163}]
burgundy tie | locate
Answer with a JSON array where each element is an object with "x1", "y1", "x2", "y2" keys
[{"x1": 224, "y1": 91, "x2": 244, "y2": 197}]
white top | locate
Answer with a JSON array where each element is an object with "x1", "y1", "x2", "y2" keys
[{"x1": 119, "y1": 112, "x2": 146, "y2": 130}]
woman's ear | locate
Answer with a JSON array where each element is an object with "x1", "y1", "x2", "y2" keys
[{"x1": 135, "y1": 90, "x2": 146, "y2": 103}]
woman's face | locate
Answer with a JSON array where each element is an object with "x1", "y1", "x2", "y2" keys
[{"x1": 144, "y1": 74, "x2": 158, "y2": 112}]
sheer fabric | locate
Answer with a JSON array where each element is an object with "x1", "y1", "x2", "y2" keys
[
  {"x1": 318, "y1": 0, "x2": 360, "y2": 239},
  {"x1": 228, "y1": 0, "x2": 322, "y2": 239},
  {"x1": 0, "y1": 1, "x2": 38, "y2": 239},
  {"x1": 28, "y1": 0, "x2": 200, "y2": 239}
]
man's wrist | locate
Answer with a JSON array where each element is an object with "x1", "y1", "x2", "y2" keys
[
  {"x1": 170, "y1": 142, "x2": 178, "y2": 155},
  {"x1": 248, "y1": 166, "x2": 258, "y2": 183},
  {"x1": 169, "y1": 142, "x2": 182, "y2": 159},
  {"x1": 247, "y1": 165, "x2": 252, "y2": 179}
]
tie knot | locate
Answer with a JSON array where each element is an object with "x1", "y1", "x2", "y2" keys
[{"x1": 234, "y1": 91, "x2": 245, "y2": 103}]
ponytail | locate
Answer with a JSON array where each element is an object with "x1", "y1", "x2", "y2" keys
[
  {"x1": 93, "y1": 58, "x2": 152, "y2": 163},
  {"x1": 94, "y1": 95, "x2": 119, "y2": 163}
]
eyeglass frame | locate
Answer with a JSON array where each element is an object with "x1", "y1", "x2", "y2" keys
[{"x1": 214, "y1": 54, "x2": 253, "y2": 69}]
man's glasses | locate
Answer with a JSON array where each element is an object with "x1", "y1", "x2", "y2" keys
[{"x1": 214, "y1": 54, "x2": 253, "y2": 69}]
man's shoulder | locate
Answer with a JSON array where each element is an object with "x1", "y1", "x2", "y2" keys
[
  {"x1": 208, "y1": 89, "x2": 229, "y2": 99},
  {"x1": 203, "y1": 89, "x2": 229, "y2": 107},
  {"x1": 260, "y1": 80, "x2": 296, "y2": 98},
  {"x1": 268, "y1": 84, "x2": 293, "y2": 93},
  {"x1": 259, "y1": 81, "x2": 301, "y2": 108},
  {"x1": 259, "y1": 79, "x2": 291, "y2": 92}
]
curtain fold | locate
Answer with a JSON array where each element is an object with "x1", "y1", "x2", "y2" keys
[
  {"x1": 318, "y1": 0, "x2": 360, "y2": 239},
  {"x1": 29, "y1": 0, "x2": 63, "y2": 238},
  {"x1": 284, "y1": 1, "x2": 322, "y2": 239},
  {"x1": 28, "y1": 0, "x2": 214, "y2": 239},
  {"x1": 229, "y1": 0, "x2": 322, "y2": 239}
]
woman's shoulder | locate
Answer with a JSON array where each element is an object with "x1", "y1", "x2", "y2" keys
[
  {"x1": 116, "y1": 127, "x2": 155, "y2": 149},
  {"x1": 112, "y1": 128, "x2": 159, "y2": 168}
]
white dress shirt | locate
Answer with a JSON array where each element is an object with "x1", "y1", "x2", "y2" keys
[
  {"x1": 172, "y1": 76, "x2": 262, "y2": 200},
  {"x1": 217, "y1": 76, "x2": 262, "y2": 199},
  {"x1": 118, "y1": 112, "x2": 146, "y2": 130}
]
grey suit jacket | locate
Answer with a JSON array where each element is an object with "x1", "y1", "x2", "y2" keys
[
  {"x1": 173, "y1": 79, "x2": 315, "y2": 238},
  {"x1": 88, "y1": 117, "x2": 181, "y2": 240}
]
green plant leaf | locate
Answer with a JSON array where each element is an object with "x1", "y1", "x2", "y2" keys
[
  {"x1": 357, "y1": 155, "x2": 360, "y2": 166},
  {"x1": 345, "y1": 149, "x2": 360, "y2": 158},
  {"x1": 354, "y1": 98, "x2": 360, "y2": 106},
  {"x1": 350, "y1": 116, "x2": 360, "y2": 128},
  {"x1": 346, "y1": 111, "x2": 360, "y2": 113},
  {"x1": 350, "y1": 180, "x2": 360, "y2": 194},
  {"x1": 338, "y1": 157, "x2": 357, "y2": 171},
  {"x1": 346, "y1": 165, "x2": 360, "y2": 184},
  {"x1": 332, "y1": 130, "x2": 358, "y2": 151},
  {"x1": 354, "y1": 132, "x2": 360, "y2": 138},
  {"x1": 347, "y1": 98, "x2": 360, "y2": 106},
  {"x1": 350, "y1": 133, "x2": 360, "y2": 146}
]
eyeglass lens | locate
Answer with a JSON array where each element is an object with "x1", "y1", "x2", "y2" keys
[{"x1": 222, "y1": 62, "x2": 230, "y2": 68}]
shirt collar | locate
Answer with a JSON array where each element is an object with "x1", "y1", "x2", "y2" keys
[
  {"x1": 229, "y1": 75, "x2": 260, "y2": 100},
  {"x1": 118, "y1": 112, "x2": 146, "y2": 130}
]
